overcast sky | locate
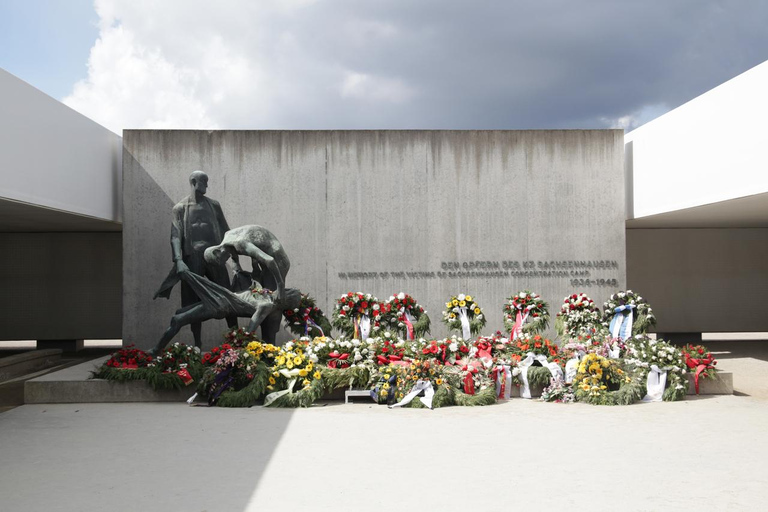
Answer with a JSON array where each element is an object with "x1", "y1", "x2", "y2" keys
[{"x1": 2, "y1": 0, "x2": 767, "y2": 135}]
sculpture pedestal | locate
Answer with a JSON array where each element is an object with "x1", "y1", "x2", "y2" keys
[{"x1": 37, "y1": 339, "x2": 84, "y2": 352}]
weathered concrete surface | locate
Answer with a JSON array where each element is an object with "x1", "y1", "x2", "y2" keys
[
  {"x1": 24, "y1": 356, "x2": 195, "y2": 404},
  {"x1": 1, "y1": 396, "x2": 767, "y2": 511},
  {"x1": 123, "y1": 130, "x2": 625, "y2": 349},
  {"x1": 627, "y1": 228, "x2": 768, "y2": 333},
  {"x1": 0, "y1": 232, "x2": 122, "y2": 340}
]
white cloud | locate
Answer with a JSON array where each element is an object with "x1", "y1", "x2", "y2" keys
[
  {"x1": 60, "y1": 0, "x2": 768, "y2": 133},
  {"x1": 602, "y1": 103, "x2": 670, "y2": 131}
]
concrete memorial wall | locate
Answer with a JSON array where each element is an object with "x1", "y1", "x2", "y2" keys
[{"x1": 123, "y1": 130, "x2": 625, "y2": 349}]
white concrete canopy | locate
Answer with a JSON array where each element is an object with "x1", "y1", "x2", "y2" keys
[
  {"x1": 0, "y1": 68, "x2": 122, "y2": 231},
  {"x1": 625, "y1": 59, "x2": 768, "y2": 226}
]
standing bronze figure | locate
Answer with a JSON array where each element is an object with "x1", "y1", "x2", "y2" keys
[{"x1": 154, "y1": 171, "x2": 238, "y2": 348}]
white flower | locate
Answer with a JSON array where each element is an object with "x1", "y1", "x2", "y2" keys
[
  {"x1": 397, "y1": 292, "x2": 405, "y2": 300},
  {"x1": 449, "y1": 342, "x2": 458, "y2": 352},
  {"x1": 373, "y1": 303, "x2": 380, "y2": 311},
  {"x1": 342, "y1": 305, "x2": 350, "y2": 312},
  {"x1": 458, "y1": 294, "x2": 466, "y2": 301}
]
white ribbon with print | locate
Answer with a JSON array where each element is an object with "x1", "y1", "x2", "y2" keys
[
  {"x1": 389, "y1": 380, "x2": 434, "y2": 409},
  {"x1": 459, "y1": 307, "x2": 471, "y2": 340},
  {"x1": 609, "y1": 305, "x2": 635, "y2": 340},
  {"x1": 642, "y1": 364, "x2": 668, "y2": 402},
  {"x1": 403, "y1": 309, "x2": 416, "y2": 340},
  {"x1": 263, "y1": 368, "x2": 301, "y2": 406},
  {"x1": 359, "y1": 314, "x2": 371, "y2": 341},
  {"x1": 564, "y1": 351, "x2": 585, "y2": 384},
  {"x1": 518, "y1": 352, "x2": 564, "y2": 399}
]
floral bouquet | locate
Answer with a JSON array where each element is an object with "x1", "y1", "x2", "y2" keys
[
  {"x1": 540, "y1": 376, "x2": 576, "y2": 403},
  {"x1": 152, "y1": 342, "x2": 202, "y2": 385},
  {"x1": 222, "y1": 327, "x2": 262, "y2": 348},
  {"x1": 442, "y1": 293, "x2": 486, "y2": 339},
  {"x1": 511, "y1": 333, "x2": 561, "y2": 363},
  {"x1": 369, "y1": 332, "x2": 407, "y2": 366},
  {"x1": 503, "y1": 290, "x2": 549, "y2": 338},
  {"x1": 370, "y1": 365, "x2": 400, "y2": 405},
  {"x1": 382, "y1": 292, "x2": 431, "y2": 339},
  {"x1": 283, "y1": 293, "x2": 333, "y2": 338},
  {"x1": 602, "y1": 290, "x2": 655, "y2": 338},
  {"x1": 102, "y1": 345, "x2": 154, "y2": 369},
  {"x1": 332, "y1": 292, "x2": 385, "y2": 339},
  {"x1": 416, "y1": 336, "x2": 471, "y2": 365},
  {"x1": 625, "y1": 335, "x2": 687, "y2": 401},
  {"x1": 202, "y1": 342, "x2": 234, "y2": 366},
  {"x1": 573, "y1": 353, "x2": 626, "y2": 402},
  {"x1": 681, "y1": 343, "x2": 718, "y2": 394},
  {"x1": 305, "y1": 336, "x2": 374, "y2": 369},
  {"x1": 555, "y1": 293, "x2": 602, "y2": 338}
]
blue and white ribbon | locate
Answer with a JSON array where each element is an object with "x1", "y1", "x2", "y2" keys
[{"x1": 609, "y1": 304, "x2": 635, "y2": 340}]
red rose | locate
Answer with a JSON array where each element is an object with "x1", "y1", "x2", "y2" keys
[
  {"x1": 460, "y1": 346, "x2": 469, "y2": 353},
  {"x1": 361, "y1": 301, "x2": 368, "y2": 309}
]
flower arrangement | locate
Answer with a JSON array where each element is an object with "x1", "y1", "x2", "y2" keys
[
  {"x1": 503, "y1": 290, "x2": 549, "y2": 337},
  {"x1": 511, "y1": 334, "x2": 561, "y2": 362},
  {"x1": 555, "y1": 293, "x2": 602, "y2": 338},
  {"x1": 416, "y1": 336, "x2": 470, "y2": 365},
  {"x1": 307, "y1": 336, "x2": 373, "y2": 369},
  {"x1": 102, "y1": 345, "x2": 154, "y2": 369},
  {"x1": 201, "y1": 343, "x2": 233, "y2": 366},
  {"x1": 369, "y1": 332, "x2": 406, "y2": 366},
  {"x1": 572, "y1": 353, "x2": 644, "y2": 405},
  {"x1": 383, "y1": 292, "x2": 431, "y2": 339},
  {"x1": 222, "y1": 327, "x2": 261, "y2": 348},
  {"x1": 625, "y1": 335, "x2": 687, "y2": 401},
  {"x1": 283, "y1": 293, "x2": 333, "y2": 338},
  {"x1": 540, "y1": 376, "x2": 576, "y2": 403},
  {"x1": 152, "y1": 342, "x2": 201, "y2": 376},
  {"x1": 332, "y1": 292, "x2": 385, "y2": 339},
  {"x1": 370, "y1": 365, "x2": 399, "y2": 405},
  {"x1": 442, "y1": 293, "x2": 486, "y2": 338},
  {"x1": 602, "y1": 290, "x2": 656, "y2": 337},
  {"x1": 681, "y1": 343, "x2": 718, "y2": 394}
]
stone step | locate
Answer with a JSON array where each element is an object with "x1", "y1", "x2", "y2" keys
[
  {"x1": 687, "y1": 372, "x2": 733, "y2": 395},
  {"x1": 0, "y1": 349, "x2": 62, "y2": 383}
]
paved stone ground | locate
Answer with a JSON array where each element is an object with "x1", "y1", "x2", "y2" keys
[{"x1": 1, "y1": 338, "x2": 767, "y2": 512}]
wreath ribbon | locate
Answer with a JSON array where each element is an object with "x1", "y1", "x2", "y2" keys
[
  {"x1": 402, "y1": 309, "x2": 415, "y2": 340},
  {"x1": 512, "y1": 310, "x2": 529, "y2": 340},
  {"x1": 642, "y1": 364, "x2": 668, "y2": 402},
  {"x1": 389, "y1": 379, "x2": 434, "y2": 409},
  {"x1": 518, "y1": 352, "x2": 564, "y2": 399},
  {"x1": 264, "y1": 369, "x2": 301, "y2": 406},
  {"x1": 564, "y1": 351, "x2": 585, "y2": 384},
  {"x1": 493, "y1": 365, "x2": 513, "y2": 399},
  {"x1": 609, "y1": 305, "x2": 635, "y2": 340},
  {"x1": 686, "y1": 357, "x2": 715, "y2": 394},
  {"x1": 458, "y1": 307, "x2": 471, "y2": 340}
]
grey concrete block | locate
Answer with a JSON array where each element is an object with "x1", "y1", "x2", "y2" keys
[
  {"x1": 24, "y1": 356, "x2": 195, "y2": 404},
  {"x1": 686, "y1": 372, "x2": 733, "y2": 395}
]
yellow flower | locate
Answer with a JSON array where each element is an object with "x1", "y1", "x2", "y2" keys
[
  {"x1": 313, "y1": 371, "x2": 321, "y2": 380},
  {"x1": 452, "y1": 299, "x2": 459, "y2": 306},
  {"x1": 276, "y1": 356, "x2": 286, "y2": 366},
  {"x1": 267, "y1": 385, "x2": 274, "y2": 391},
  {"x1": 459, "y1": 300, "x2": 466, "y2": 307},
  {"x1": 306, "y1": 362, "x2": 313, "y2": 371},
  {"x1": 601, "y1": 359, "x2": 609, "y2": 368},
  {"x1": 286, "y1": 360, "x2": 294, "y2": 369},
  {"x1": 435, "y1": 378, "x2": 444, "y2": 385},
  {"x1": 384, "y1": 374, "x2": 391, "y2": 380},
  {"x1": 474, "y1": 308, "x2": 481, "y2": 315},
  {"x1": 449, "y1": 313, "x2": 456, "y2": 319},
  {"x1": 299, "y1": 369, "x2": 308, "y2": 377},
  {"x1": 446, "y1": 302, "x2": 452, "y2": 308},
  {"x1": 465, "y1": 295, "x2": 472, "y2": 301},
  {"x1": 293, "y1": 356, "x2": 302, "y2": 365},
  {"x1": 268, "y1": 377, "x2": 276, "y2": 385},
  {"x1": 302, "y1": 379, "x2": 311, "y2": 388}
]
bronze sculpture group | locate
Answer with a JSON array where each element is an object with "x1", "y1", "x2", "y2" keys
[{"x1": 150, "y1": 171, "x2": 296, "y2": 354}]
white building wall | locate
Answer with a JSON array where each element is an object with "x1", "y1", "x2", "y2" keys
[
  {"x1": 0, "y1": 69, "x2": 122, "y2": 222},
  {"x1": 626, "y1": 60, "x2": 768, "y2": 219}
]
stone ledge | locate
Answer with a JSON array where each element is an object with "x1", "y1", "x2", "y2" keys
[{"x1": 0, "y1": 349, "x2": 62, "y2": 383}]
